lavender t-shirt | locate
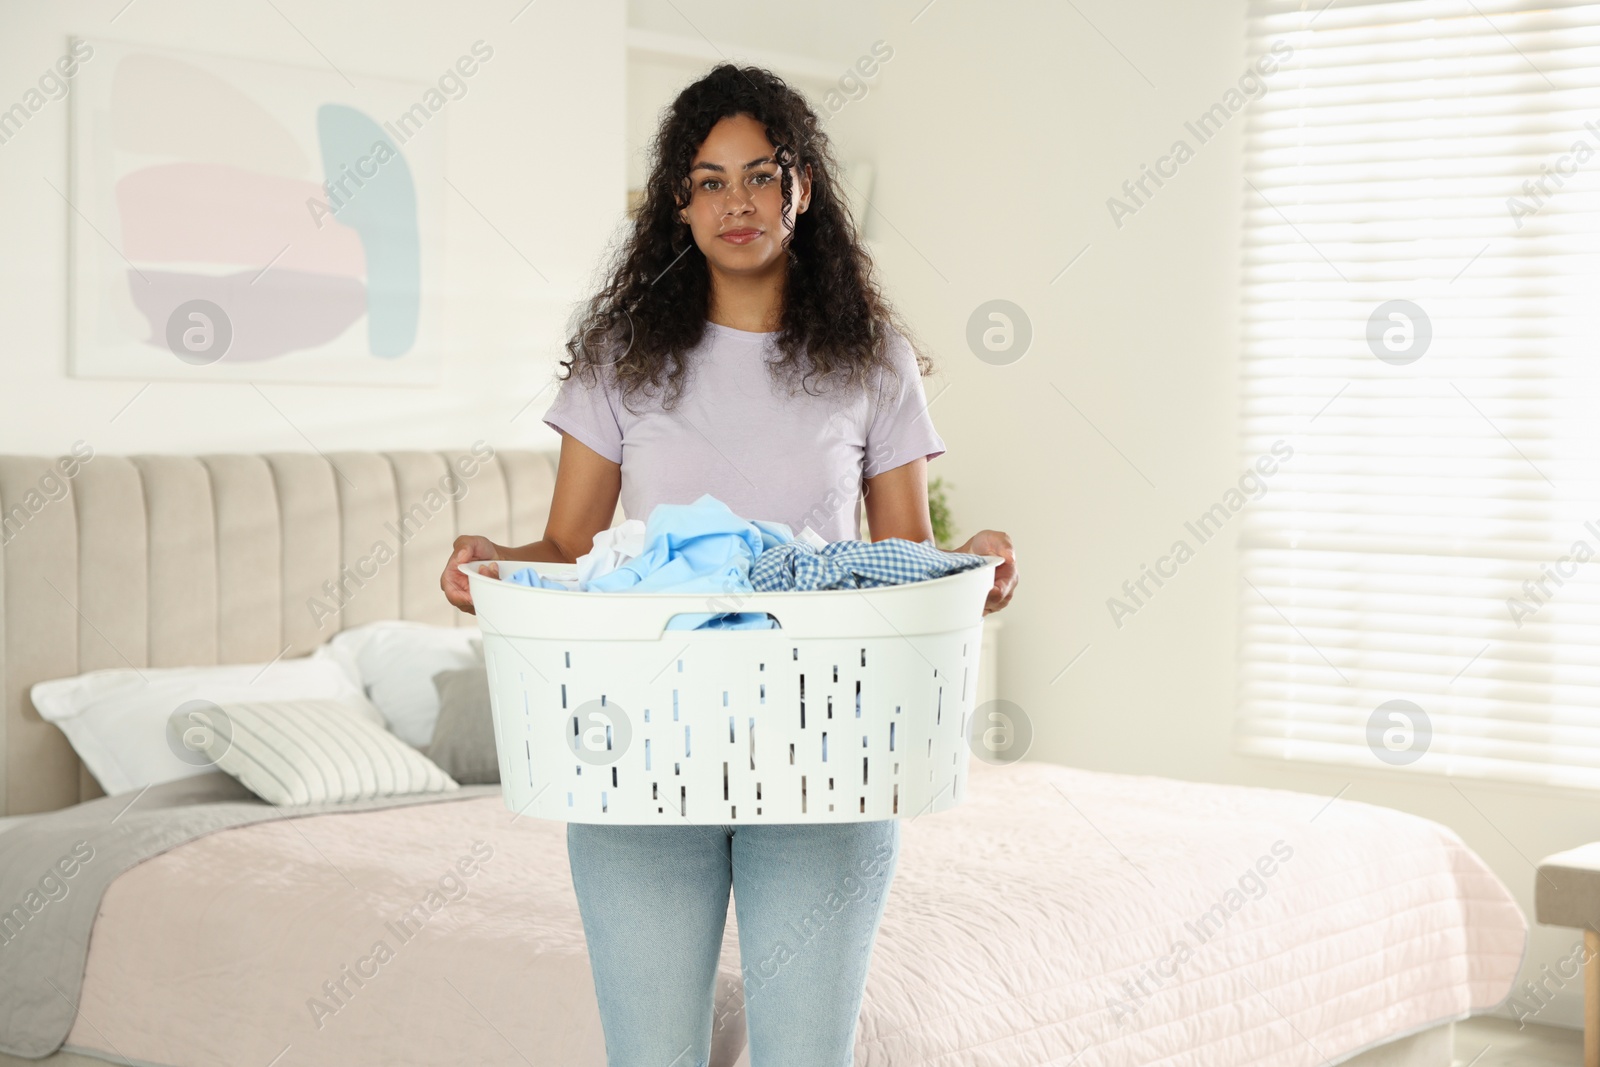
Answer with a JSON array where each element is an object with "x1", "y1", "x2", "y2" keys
[{"x1": 541, "y1": 321, "x2": 946, "y2": 543}]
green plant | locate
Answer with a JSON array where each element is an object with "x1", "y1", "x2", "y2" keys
[{"x1": 928, "y1": 476, "x2": 954, "y2": 550}]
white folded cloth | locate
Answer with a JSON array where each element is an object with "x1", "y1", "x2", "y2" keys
[{"x1": 575, "y1": 518, "x2": 648, "y2": 588}]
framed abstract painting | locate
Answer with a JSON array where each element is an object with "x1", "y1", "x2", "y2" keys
[{"x1": 68, "y1": 37, "x2": 449, "y2": 385}]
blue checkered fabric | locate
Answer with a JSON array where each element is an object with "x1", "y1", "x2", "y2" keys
[{"x1": 749, "y1": 537, "x2": 989, "y2": 592}]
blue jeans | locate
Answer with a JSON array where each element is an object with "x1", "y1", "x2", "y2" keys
[{"x1": 566, "y1": 819, "x2": 901, "y2": 1067}]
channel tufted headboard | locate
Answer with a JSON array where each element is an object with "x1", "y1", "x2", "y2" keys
[{"x1": 0, "y1": 447, "x2": 606, "y2": 818}]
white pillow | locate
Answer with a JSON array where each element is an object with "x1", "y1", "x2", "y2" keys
[
  {"x1": 30, "y1": 655, "x2": 380, "y2": 796},
  {"x1": 319, "y1": 621, "x2": 482, "y2": 748},
  {"x1": 199, "y1": 698, "x2": 458, "y2": 806}
]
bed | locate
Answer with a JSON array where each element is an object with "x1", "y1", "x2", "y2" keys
[{"x1": 0, "y1": 448, "x2": 1527, "y2": 1066}]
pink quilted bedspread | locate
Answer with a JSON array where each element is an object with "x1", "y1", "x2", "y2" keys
[{"x1": 64, "y1": 761, "x2": 1525, "y2": 1066}]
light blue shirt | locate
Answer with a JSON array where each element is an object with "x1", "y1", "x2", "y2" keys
[{"x1": 509, "y1": 494, "x2": 792, "y2": 629}]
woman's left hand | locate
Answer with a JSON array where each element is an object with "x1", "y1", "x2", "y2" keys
[{"x1": 957, "y1": 530, "x2": 1018, "y2": 615}]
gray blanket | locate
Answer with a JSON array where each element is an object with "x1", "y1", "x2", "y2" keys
[{"x1": 0, "y1": 773, "x2": 498, "y2": 1059}]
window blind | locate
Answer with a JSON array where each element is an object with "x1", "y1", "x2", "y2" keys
[{"x1": 1237, "y1": 0, "x2": 1600, "y2": 789}]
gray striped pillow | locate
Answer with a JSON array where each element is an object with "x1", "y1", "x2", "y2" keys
[{"x1": 200, "y1": 698, "x2": 459, "y2": 806}]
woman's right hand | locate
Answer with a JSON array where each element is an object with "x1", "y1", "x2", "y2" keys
[{"x1": 442, "y1": 534, "x2": 500, "y2": 615}]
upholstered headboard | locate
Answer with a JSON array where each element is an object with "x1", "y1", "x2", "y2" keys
[{"x1": 0, "y1": 448, "x2": 599, "y2": 817}]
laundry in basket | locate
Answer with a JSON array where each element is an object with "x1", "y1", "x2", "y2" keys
[
  {"x1": 505, "y1": 492, "x2": 988, "y2": 595},
  {"x1": 505, "y1": 494, "x2": 787, "y2": 627},
  {"x1": 464, "y1": 495, "x2": 999, "y2": 825}
]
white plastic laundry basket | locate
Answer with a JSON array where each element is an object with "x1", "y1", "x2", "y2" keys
[{"x1": 459, "y1": 555, "x2": 1000, "y2": 825}]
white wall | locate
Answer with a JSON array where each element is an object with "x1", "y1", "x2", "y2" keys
[
  {"x1": 863, "y1": 0, "x2": 1594, "y2": 1029},
  {"x1": 0, "y1": 0, "x2": 625, "y2": 457},
  {"x1": 626, "y1": 0, "x2": 881, "y2": 74}
]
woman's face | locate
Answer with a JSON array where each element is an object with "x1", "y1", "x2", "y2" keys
[{"x1": 679, "y1": 113, "x2": 811, "y2": 279}]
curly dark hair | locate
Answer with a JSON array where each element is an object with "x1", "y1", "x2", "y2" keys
[{"x1": 559, "y1": 62, "x2": 930, "y2": 412}]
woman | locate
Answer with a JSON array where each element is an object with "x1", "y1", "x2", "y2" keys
[{"x1": 441, "y1": 63, "x2": 1017, "y2": 1067}]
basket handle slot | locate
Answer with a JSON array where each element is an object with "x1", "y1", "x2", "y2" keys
[{"x1": 661, "y1": 611, "x2": 783, "y2": 632}]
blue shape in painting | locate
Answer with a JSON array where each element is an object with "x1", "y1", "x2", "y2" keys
[{"x1": 315, "y1": 104, "x2": 420, "y2": 357}]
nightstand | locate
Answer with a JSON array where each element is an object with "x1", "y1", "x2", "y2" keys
[{"x1": 1534, "y1": 844, "x2": 1600, "y2": 1067}]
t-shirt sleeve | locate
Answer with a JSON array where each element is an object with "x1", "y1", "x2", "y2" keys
[
  {"x1": 541, "y1": 367, "x2": 624, "y2": 463},
  {"x1": 863, "y1": 331, "x2": 947, "y2": 478}
]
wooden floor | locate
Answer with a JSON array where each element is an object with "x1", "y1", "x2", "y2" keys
[{"x1": 1456, "y1": 1017, "x2": 1583, "y2": 1066}]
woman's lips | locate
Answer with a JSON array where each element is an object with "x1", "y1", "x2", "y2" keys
[{"x1": 719, "y1": 229, "x2": 762, "y2": 245}]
